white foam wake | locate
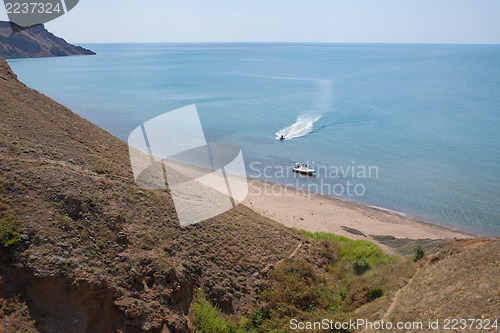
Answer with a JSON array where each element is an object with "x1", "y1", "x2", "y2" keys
[{"x1": 276, "y1": 115, "x2": 321, "y2": 140}]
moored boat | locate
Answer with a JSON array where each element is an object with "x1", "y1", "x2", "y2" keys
[{"x1": 292, "y1": 163, "x2": 316, "y2": 175}]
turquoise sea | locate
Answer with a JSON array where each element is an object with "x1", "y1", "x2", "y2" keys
[{"x1": 7, "y1": 43, "x2": 500, "y2": 235}]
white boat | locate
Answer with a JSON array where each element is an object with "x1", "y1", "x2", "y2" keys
[{"x1": 292, "y1": 163, "x2": 316, "y2": 175}]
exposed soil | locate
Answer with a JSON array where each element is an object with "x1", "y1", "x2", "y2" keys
[{"x1": 0, "y1": 57, "x2": 302, "y2": 332}]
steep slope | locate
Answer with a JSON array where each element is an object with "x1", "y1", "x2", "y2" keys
[
  {"x1": 0, "y1": 21, "x2": 95, "y2": 58},
  {"x1": 0, "y1": 56, "x2": 304, "y2": 331},
  {"x1": 383, "y1": 239, "x2": 500, "y2": 332}
]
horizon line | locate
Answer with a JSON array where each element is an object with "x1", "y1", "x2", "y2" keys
[{"x1": 74, "y1": 41, "x2": 500, "y2": 46}]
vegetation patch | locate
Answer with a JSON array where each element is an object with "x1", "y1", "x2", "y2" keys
[
  {"x1": 237, "y1": 230, "x2": 414, "y2": 332},
  {"x1": 193, "y1": 289, "x2": 236, "y2": 333},
  {"x1": 299, "y1": 230, "x2": 390, "y2": 265},
  {"x1": 412, "y1": 244, "x2": 426, "y2": 262},
  {"x1": 353, "y1": 258, "x2": 371, "y2": 275},
  {"x1": 0, "y1": 214, "x2": 23, "y2": 263}
]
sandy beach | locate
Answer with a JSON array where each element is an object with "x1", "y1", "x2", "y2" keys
[
  {"x1": 130, "y1": 150, "x2": 475, "y2": 252},
  {"x1": 242, "y1": 179, "x2": 473, "y2": 253}
]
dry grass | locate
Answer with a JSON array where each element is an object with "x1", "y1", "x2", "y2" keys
[
  {"x1": 385, "y1": 239, "x2": 500, "y2": 332},
  {"x1": 0, "y1": 57, "x2": 301, "y2": 331}
]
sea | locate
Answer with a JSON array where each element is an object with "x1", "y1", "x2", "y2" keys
[{"x1": 7, "y1": 43, "x2": 500, "y2": 235}]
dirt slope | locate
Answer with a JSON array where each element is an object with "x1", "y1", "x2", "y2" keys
[
  {"x1": 384, "y1": 239, "x2": 500, "y2": 332},
  {"x1": 0, "y1": 56, "x2": 302, "y2": 332}
]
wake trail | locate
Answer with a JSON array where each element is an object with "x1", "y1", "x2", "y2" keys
[
  {"x1": 239, "y1": 74, "x2": 332, "y2": 141},
  {"x1": 276, "y1": 114, "x2": 322, "y2": 140}
]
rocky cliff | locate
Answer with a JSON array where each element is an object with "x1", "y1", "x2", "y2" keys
[{"x1": 0, "y1": 21, "x2": 95, "y2": 58}]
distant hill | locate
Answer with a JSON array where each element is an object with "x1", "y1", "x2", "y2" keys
[{"x1": 0, "y1": 21, "x2": 95, "y2": 58}]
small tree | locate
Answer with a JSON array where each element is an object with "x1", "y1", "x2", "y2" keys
[{"x1": 412, "y1": 244, "x2": 425, "y2": 262}]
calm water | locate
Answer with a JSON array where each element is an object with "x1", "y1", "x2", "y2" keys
[{"x1": 7, "y1": 43, "x2": 500, "y2": 235}]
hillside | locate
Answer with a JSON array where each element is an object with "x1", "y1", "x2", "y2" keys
[
  {"x1": 383, "y1": 239, "x2": 500, "y2": 332},
  {"x1": 0, "y1": 56, "x2": 302, "y2": 331},
  {"x1": 0, "y1": 57, "x2": 498, "y2": 332},
  {"x1": 0, "y1": 21, "x2": 95, "y2": 58}
]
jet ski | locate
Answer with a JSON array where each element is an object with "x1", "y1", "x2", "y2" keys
[{"x1": 292, "y1": 163, "x2": 316, "y2": 175}]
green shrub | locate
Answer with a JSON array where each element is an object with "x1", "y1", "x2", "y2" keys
[
  {"x1": 368, "y1": 288, "x2": 384, "y2": 300},
  {"x1": 0, "y1": 215, "x2": 22, "y2": 249},
  {"x1": 411, "y1": 244, "x2": 425, "y2": 262},
  {"x1": 0, "y1": 215, "x2": 23, "y2": 264},
  {"x1": 193, "y1": 289, "x2": 234, "y2": 333},
  {"x1": 249, "y1": 308, "x2": 270, "y2": 328},
  {"x1": 353, "y1": 258, "x2": 371, "y2": 275}
]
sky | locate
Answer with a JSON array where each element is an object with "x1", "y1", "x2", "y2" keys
[{"x1": 1, "y1": 0, "x2": 500, "y2": 44}]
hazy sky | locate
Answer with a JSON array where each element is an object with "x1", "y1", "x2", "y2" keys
[{"x1": 2, "y1": 0, "x2": 500, "y2": 43}]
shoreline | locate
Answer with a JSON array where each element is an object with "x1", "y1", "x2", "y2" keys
[
  {"x1": 242, "y1": 178, "x2": 480, "y2": 253},
  {"x1": 127, "y1": 150, "x2": 486, "y2": 243}
]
